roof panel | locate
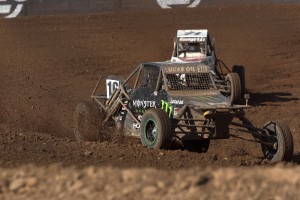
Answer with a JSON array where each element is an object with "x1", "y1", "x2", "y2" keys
[{"x1": 177, "y1": 29, "x2": 208, "y2": 38}]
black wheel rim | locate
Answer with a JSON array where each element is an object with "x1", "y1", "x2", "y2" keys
[
  {"x1": 263, "y1": 122, "x2": 278, "y2": 159},
  {"x1": 225, "y1": 79, "x2": 232, "y2": 97}
]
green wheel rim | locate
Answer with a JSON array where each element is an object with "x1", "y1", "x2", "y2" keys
[{"x1": 143, "y1": 118, "x2": 158, "y2": 146}]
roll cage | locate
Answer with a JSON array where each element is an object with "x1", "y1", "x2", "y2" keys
[
  {"x1": 172, "y1": 33, "x2": 215, "y2": 58},
  {"x1": 91, "y1": 62, "x2": 223, "y2": 125}
]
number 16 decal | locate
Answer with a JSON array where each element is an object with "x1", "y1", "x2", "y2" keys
[{"x1": 106, "y1": 79, "x2": 120, "y2": 98}]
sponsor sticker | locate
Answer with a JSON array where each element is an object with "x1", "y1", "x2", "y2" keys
[
  {"x1": 161, "y1": 100, "x2": 173, "y2": 118},
  {"x1": 178, "y1": 37, "x2": 206, "y2": 42},
  {"x1": 133, "y1": 100, "x2": 156, "y2": 109},
  {"x1": 170, "y1": 99, "x2": 184, "y2": 105},
  {"x1": 164, "y1": 65, "x2": 210, "y2": 73}
]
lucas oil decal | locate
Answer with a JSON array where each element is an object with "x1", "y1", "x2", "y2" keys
[{"x1": 164, "y1": 65, "x2": 209, "y2": 73}]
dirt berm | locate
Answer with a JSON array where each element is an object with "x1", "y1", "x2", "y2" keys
[
  {"x1": 0, "y1": 2, "x2": 299, "y2": 199},
  {"x1": 1, "y1": 164, "x2": 300, "y2": 200}
]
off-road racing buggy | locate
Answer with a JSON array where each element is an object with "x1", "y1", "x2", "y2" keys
[
  {"x1": 171, "y1": 29, "x2": 245, "y2": 104},
  {"x1": 74, "y1": 62, "x2": 294, "y2": 163}
]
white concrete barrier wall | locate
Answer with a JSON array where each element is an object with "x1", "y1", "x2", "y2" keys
[{"x1": 0, "y1": 0, "x2": 298, "y2": 18}]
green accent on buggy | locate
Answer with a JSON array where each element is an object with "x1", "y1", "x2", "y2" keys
[{"x1": 161, "y1": 100, "x2": 173, "y2": 118}]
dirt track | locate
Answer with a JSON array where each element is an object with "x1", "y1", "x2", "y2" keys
[{"x1": 0, "y1": 3, "x2": 300, "y2": 198}]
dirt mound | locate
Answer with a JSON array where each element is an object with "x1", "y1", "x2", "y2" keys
[
  {"x1": 1, "y1": 164, "x2": 299, "y2": 200},
  {"x1": 0, "y1": 3, "x2": 299, "y2": 170}
]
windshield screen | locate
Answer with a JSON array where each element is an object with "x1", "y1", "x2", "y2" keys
[
  {"x1": 164, "y1": 73, "x2": 215, "y2": 91},
  {"x1": 177, "y1": 38, "x2": 207, "y2": 58}
]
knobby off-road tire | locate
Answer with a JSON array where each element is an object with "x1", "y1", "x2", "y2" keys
[
  {"x1": 73, "y1": 101, "x2": 103, "y2": 142},
  {"x1": 183, "y1": 140, "x2": 210, "y2": 153},
  {"x1": 232, "y1": 65, "x2": 246, "y2": 95},
  {"x1": 261, "y1": 121, "x2": 294, "y2": 162},
  {"x1": 225, "y1": 73, "x2": 242, "y2": 104},
  {"x1": 140, "y1": 108, "x2": 172, "y2": 149}
]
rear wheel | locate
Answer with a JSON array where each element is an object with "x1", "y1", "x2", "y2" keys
[
  {"x1": 140, "y1": 108, "x2": 172, "y2": 149},
  {"x1": 225, "y1": 73, "x2": 242, "y2": 104},
  {"x1": 73, "y1": 101, "x2": 103, "y2": 141},
  {"x1": 232, "y1": 65, "x2": 245, "y2": 95},
  {"x1": 261, "y1": 121, "x2": 294, "y2": 162}
]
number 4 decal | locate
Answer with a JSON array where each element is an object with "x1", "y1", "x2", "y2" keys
[{"x1": 106, "y1": 79, "x2": 120, "y2": 98}]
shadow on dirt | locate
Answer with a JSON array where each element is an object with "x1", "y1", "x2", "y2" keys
[
  {"x1": 291, "y1": 153, "x2": 300, "y2": 164},
  {"x1": 170, "y1": 138, "x2": 210, "y2": 153},
  {"x1": 249, "y1": 92, "x2": 299, "y2": 106}
]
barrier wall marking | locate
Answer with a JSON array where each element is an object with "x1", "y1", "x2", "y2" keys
[
  {"x1": 156, "y1": 0, "x2": 202, "y2": 9},
  {"x1": 0, "y1": 0, "x2": 27, "y2": 18}
]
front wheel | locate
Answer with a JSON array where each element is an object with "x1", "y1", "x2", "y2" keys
[
  {"x1": 140, "y1": 108, "x2": 172, "y2": 149},
  {"x1": 225, "y1": 73, "x2": 242, "y2": 104},
  {"x1": 261, "y1": 121, "x2": 294, "y2": 162},
  {"x1": 232, "y1": 65, "x2": 245, "y2": 95}
]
